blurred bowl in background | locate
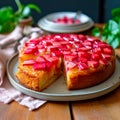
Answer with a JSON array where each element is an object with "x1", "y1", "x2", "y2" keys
[{"x1": 38, "y1": 11, "x2": 94, "y2": 33}]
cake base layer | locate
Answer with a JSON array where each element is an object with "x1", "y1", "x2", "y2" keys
[{"x1": 16, "y1": 66, "x2": 61, "y2": 91}]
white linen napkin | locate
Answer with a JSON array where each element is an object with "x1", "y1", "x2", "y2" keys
[{"x1": 0, "y1": 26, "x2": 46, "y2": 110}]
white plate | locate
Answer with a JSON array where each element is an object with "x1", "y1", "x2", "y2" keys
[
  {"x1": 38, "y1": 12, "x2": 94, "y2": 33},
  {"x1": 7, "y1": 54, "x2": 120, "y2": 101}
]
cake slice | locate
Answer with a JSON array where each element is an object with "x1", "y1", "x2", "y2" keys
[{"x1": 16, "y1": 38, "x2": 62, "y2": 91}]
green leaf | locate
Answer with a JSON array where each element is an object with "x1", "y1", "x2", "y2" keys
[
  {"x1": 15, "y1": 0, "x2": 23, "y2": 14},
  {"x1": 103, "y1": 23, "x2": 109, "y2": 34},
  {"x1": 107, "y1": 34, "x2": 115, "y2": 44},
  {"x1": 22, "y1": 6, "x2": 31, "y2": 18},
  {"x1": 27, "y1": 4, "x2": 41, "y2": 13},
  {"x1": 0, "y1": 6, "x2": 17, "y2": 33},
  {"x1": 101, "y1": 34, "x2": 107, "y2": 41},
  {"x1": 92, "y1": 27, "x2": 101, "y2": 37},
  {"x1": 108, "y1": 20, "x2": 119, "y2": 35},
  {"x1": 0, "y1": 7, "x2": 14, "y2": 24},
  {"x1": 112, "y1": 7, "x2": 120, "y2": 18},
  {"x1": 110, "y1": 37, "x2": 120, "y2": 48},
  {"x1": 0, "y1": 21, "x2": 15, "y2": 33}
]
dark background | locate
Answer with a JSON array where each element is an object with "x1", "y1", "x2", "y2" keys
[{"x1": 0, "y1": 0, "x2": 120, "y2": 23}]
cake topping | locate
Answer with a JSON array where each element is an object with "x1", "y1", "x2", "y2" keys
[
  {"x1": 78, "y1": 63, "x2": 88, "y2": 70},
  {"x1": 22, "y1": 34, "x2": 113, "y2": 71},
  {"x1": 23, "y1": 59, "x2": 35, "y2": 66},
  {"x1": 54, "y1": 16, "x2": 81, "y2": 25}
]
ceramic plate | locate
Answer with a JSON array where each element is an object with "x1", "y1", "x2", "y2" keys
[
  {"x1": 7, "y1": 54, "x2": 120, "y2": 101},
  {"x1": 38, "y1": 12, "x2": 94, "y2": 33}
]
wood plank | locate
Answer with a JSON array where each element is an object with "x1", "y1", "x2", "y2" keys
[
  {"x1": 0, "y1": 101, "x2": 71, "y2": 120},
  {"x1": 99, "y1": 87, "x2": 120, "y2": 120},
  {"x1": 71, "y1": 100, "x2": 111, "y2": 120},
  {"x1": 32, "y1": 102, "x2": 71, "y2": 120},
  {"x1": 71, "y1": 87, "x2": 120, "y2": 120}
]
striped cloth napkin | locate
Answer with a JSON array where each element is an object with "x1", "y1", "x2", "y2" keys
[{"x1": 0, "y1": 26, "x2": 46, "y2": 110}]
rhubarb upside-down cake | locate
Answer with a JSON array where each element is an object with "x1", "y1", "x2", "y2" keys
[{"x1": 16, "y1": 34, "x2": 116, "y2": 91}]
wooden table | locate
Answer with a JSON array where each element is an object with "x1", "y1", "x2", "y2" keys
[{"x1": 1, "y1": 24, "x2": 120, "y2": 120}]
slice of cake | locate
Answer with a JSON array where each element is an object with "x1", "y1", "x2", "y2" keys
[{"x1": 16, "y1": 34, "x2": 115, "y2": 91}]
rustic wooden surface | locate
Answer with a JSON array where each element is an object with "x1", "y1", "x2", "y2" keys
[{"x1": 1, "y1": 24, "x2": 120, "y2": 120}]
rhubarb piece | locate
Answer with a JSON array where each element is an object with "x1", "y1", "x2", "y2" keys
[
  {"x1": 87, "y1": 60, "x2": 99, "y2": 68},
  {"x1": 33, "y1": 62, "x2": 46, "y2": 70},
  {"x1": 66, "y1": 61, "x2": 77, "y2": 70},
  {"x1": 54, "y1": 16, "x2": 81, "y2": 25},
  {"x1": 78, "y1": 63, "x2": 88, "y2": 70},
  {"x1": 23, "y1": 59, "x2": 35, "y2": 66}
]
